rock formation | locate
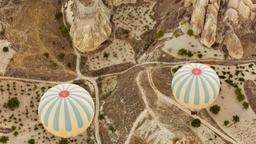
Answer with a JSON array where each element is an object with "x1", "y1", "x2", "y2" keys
[
  {"x1": 105, "y1": 0, "x2": 137, "y2": 6},
  {"x1": 223, "y1": 32, "x2": 243, "y2": 59},
  {"x1": 200, "y1": 0, "x2": 220, "y2": 48},
  {"x1": 64, "y1": 0, "x2": 112, "y2": 52},
  {"x1": 191, "y1": 0, "x2": 209, "y2": 35}
]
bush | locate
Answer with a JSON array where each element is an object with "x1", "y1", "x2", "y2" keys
[
  {"x1": 4, "y1": 97, "x2": 20, "y2": 110},
  {"x1": 197, "y1": 53, "x2": 203, "y2": 58},
  {"x1": 243, "y1": 102, "x2": 249, "y2": 109},
  {"x1": 43, "y1": 52, "x2": 49, "y2": 58},
  {"x1": 210, "y1": 105, "x2": 221, "y2": 114},
  {"x1": 59, "y1": 138, "x2": 68, "y2": 144},
  {"x1": 235, "y1": 88, "x2": 244, "y2": 102},
  {"x1": 233, "y1": 115, "x2": 240, "y2": 123},
  {"x1": 177, "y1": 48, "x2": 193, "y2": 57},
  {"x1": 173, "y1": 29, "x2": 183, "y2": 38},
  {"x1": 224, "y1": 120, "x2": 229, "y2": 126},
  {"x1": 13, "y1": 131, "x2": 18, "y2": 136},
  {"x1": 59, "y1": 26, "x2": 69, "y2": 34},
  {"x1": 157, "y1": 31, "x2": 164, "y2": 38},
  {"x1": 0, "y1": 136, "x2": 8, "y2": 143},
  {"x1": 187, "y1": 29, "x2": 194, "y2": 36},
  {"x1": 191, "y1": 118, "x2": 201, "y2": 127},
  {"x1": 58, "y1": 53, "x2": 65, "y2": 60},
  {"x1": 2, "y1": 47, "x2": 9, "y2": 52},
  {"x1": 28, "y1": 139, "x2": 35, "y2": 144}
]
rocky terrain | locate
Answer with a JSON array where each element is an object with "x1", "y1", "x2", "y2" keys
[{"x1": 0, "y1": 0, "x2": 256, "y2": 144}]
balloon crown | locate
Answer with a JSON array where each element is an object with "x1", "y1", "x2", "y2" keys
[
  {"x1": 192, "y1": 68, "x2": 202, "y2": 75},
  {"x1": 58, "y1": 90, "x2": 70, "y2": 98}
]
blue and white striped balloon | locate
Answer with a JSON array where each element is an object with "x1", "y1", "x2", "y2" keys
[
  {"x1": 38, "y1": 83, "x2": 95, "y2": 138},
  {"x1": 171, "y1": 63, "x2": 220, "y2": 111}
]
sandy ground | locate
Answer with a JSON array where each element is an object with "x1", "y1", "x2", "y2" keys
[{"x1": 0, "y1": 40, "x2": 15, "y2": 75}]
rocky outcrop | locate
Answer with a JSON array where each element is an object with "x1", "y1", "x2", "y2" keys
[
  {"x1": 227, "y1": 0, "x2": 256, "y2": 20},
  {"x1": 105, "y1": 0, "x2": 137, "y2": 6},
  {"x1": 64, "y1": 0, "x2": 112, "y2": 52},
  {"x1": 223, "y1": 33, "x2": 243, "y2": 59},
  {"x1": 191, "y1": 0, "x2": 209, "y2": 35},
  {"x1": 224, "y1": 8, "x2": 239, "y2": 24},
  {"x1": 200, "y1": 0, "x2": 220, "y2": 48}
]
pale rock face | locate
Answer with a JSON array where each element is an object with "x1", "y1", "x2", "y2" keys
[
  {"x1": 184, "y1": 0, "x2": 196, "y2": 7},
  {"x1": 238, "y1": 1, "x2": 251, "y2": 19},
  {"x1": 106, "y1": 0, "x2": 137, "y2": 6},
  {"x1": 228, "y1": 0, "x2": 240, "y2": 9},
  {"x1": 200, "y1": 1, "x2": 220, "y2": 48},
  {"x1": 191, "y1": 0, "x2": 209, "y2": 35},
  {"x1": 66, "y1": 0, "x2": 112, "y2": 52},
  {"x1": 223, "y1": 33, "x2": 243, "y2": 59},
  {"x1": 224, "y1": 8, "x2": 239, "y2": 24}
]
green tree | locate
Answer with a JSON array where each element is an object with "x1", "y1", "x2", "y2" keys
[
  {"x1": 191, "y1": 118, "x2": 201, "y2": 127},
  {"x1": 157, "y1": 31, "x2": 164, "y2": 38},
  {"x1": 2, "y1": 47, "x2": 9, "y2": 52},
  {"x1": 233, "y1": 115, "x2": 240, "y2": 123},
  {"x1": 28, "y1": 139, "x2": 35, "y2": 144},
  {"x1": 58, "y1": 53, "x2": 65, "y2": 60},
  {"x1": 187, "y1": 29, "x2": 194, "y2": 36},
  {"x1": 43, "y1": 52, "x2": 49, "y2": 58},
  {"x1": 59, "y1": 26, "x2": 69, "y2": 34},
  {"x1": 224, "y1": 120, "x2": 229, "y2": 126},
  {"x1": 243, "y1": 102, "x2": 249, "y2": 109},
  {"x1": 210, "y1": 105, "x2": 221, "y2": 114},
  {"x1": 4, "y1": 97, "x2": 20, "y2": 110},
  {"x1": 0, "y1": 136, "x2": 8, "y2": 143},
  {"x1": 59, "y1": 138, "x2": 68, "y2": 144}
]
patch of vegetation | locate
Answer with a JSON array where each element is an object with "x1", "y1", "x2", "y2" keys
[
  {"x1": 0, "y1": 136, "x2": 8, "y2": 143},
  {"x1": 191, "y1": 118, "x2": 201, "y2": 127},
  {"x1": 4, "y1": 97, "x2": 20, "y2": 110},
  {"x1": 2, "y1": 47, "x2": 9, "y2": 52},
  {"x1": 43, "y1": 52, "x2": 49, "y2": 58},
  {"x1": 13, "y1": 131, "x2": 18, "y2": 136},
  {"x1": 210, "y1": 105, "x2": 221, "y2": 114},
  {"x1": 103, "y1": 52, "x2": 109, "y2": 58},
  {"x1": 157, "y1": 31, "x2": 164, "y2": 38},
  {"x1": 197, "y1": 53, "x2": 203, "y2": 58},
  {"x1": 243, "y1": 102, "x2": 249, "y2": 109},
  {"x1": 59, "y1": 138, "x2": 68, "y2": 144},
  {"x1": 177, "y1": 48, "x2": 193, "y2": 57},
  {"x1": 173, "y1": 29, "x2": 183, "y2": 38},
  {"x1": 187, "y1": 29, "x2": 194, "y2": 36},
  {"x1": 235, "y1": 88, "x2": 245, "y2": 102},
  {"x1": 224, "y1": 120, "x2": 229, "y2": 126},
  {"x1": 28, "y1": 139, "x2": 35, "y2": 144},
  {"x1": 58, "y1": 53, "x2": 65, "y2": 60},
  {"x1": 59, "y1": 26, "x2": 69, "y2": 34},
  {"x1": 233, "y1": 115, "x2": 240, "y2": 123}
]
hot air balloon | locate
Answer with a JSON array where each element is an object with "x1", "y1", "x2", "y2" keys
[
  {"x1": 38, "y1": 83, "x2": 95, "y2": 138},
  {"x1": 171, "y1": 63, "x2": 220, "y2": 114}
]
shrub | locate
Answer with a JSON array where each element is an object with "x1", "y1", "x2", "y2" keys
[
  {"x1": 173, "y1": 29, "x2": 183, "y2": 38},
  {"x1": 210, "y1": 105, "x2": 221, "y2": 114},
  {"x1": 157, "y1": 31, "x2": 164, "y2": 38},
  {"x1": 103, "y1": 52, "x2": 109, "y2": 58},
  {"x1": 187, "y1": 29, "x2": 194, "y2": 36},
  {"x1": 197, "y1": 53, "x2": 203, "y2": 58},
  {"x1": 235, "y1": 88, "x2": 244, "y2": 102},
  {"x1": 224, "y1": 120, "x2": 229, "y2": 126},
  {"x1": 4, "y1": 97, "x2": 20, "y2": 110},
  {"x1": 177, "y1": 48, "x2": 193, "y2": 57},
  {"x1": 43, "y1": 52, "x2": 49, "y2": 58},
  {"x1": 2, "y1": 47, "x2": 9, "y2": 52},
  {"x1": 59, "y1": 26, "x2": 69, "y2": 34},
  {"x1": 28, "y1": 139, "x2": 35, "y2": 144},
  {"x1": 0, "y1": 136, "x2": 8, "y2": 143},
  {"x1": 59, "y1": 138, "x2": 68, "y2": 144},
  {"x1": 243, "y1": 102, "x2": 249, "y2": 109},
  {"x1": 58, "y1": 53, "x2": 65, "y2": 60},
  {"x1": 13, "y1": 131, "x2": 18, "y2": 136},
  {"x1": 191, "y1": 118, "x2": 201, "y2": 127},
  {"x1": 233, "y1": 115, "x2": 240, "y2": 123}
]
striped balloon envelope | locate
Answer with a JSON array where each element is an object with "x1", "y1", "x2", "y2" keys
[
  {"x1": 171, "y1": 63, "x2": 220, "y2": 112},
  {"x1": 38, "y1": 83, "x2": 95, "y2": 138}
]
